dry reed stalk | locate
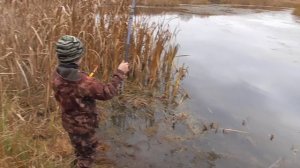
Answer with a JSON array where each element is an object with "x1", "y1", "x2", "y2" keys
[
  {"x1": 15, "y1": 60, "x2": 29, "y2": 88},
  {"x1": 0, "y1": 77, "x2": 2, "y2": 115},
  {"x1": 172, "y1": 66, "x2": 187, "y2": 102},
  {"x1": 293, "y1": 5, "x2": 300, "y2": 15}
]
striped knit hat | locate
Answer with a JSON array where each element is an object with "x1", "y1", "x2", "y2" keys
[{"x1": 56, "y1": 35, "x2": 84, "y2": 64}]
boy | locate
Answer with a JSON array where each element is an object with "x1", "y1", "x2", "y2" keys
[{"x1": 52, "y1": 35, "x2": 129, "y2": 168}]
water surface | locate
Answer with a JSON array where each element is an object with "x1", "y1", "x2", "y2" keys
[{"x1": 99, "y1": 5, "x2": 300, "y2": 168}]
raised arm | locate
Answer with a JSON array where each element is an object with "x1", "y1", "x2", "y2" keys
[{"x1": 84, "y1": 62, "x2": 129, "y2": 100}]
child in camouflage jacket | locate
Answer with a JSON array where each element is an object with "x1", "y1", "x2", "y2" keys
[{"x1": 52, "y1": 35, "x2": 129, "y2": 168}]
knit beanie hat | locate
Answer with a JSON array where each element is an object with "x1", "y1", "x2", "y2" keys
[{"x1": 56, "y1": 35, "x2": 84, "y2": 64}]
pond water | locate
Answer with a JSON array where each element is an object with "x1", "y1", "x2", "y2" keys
[{"x1": 98, "y1": 5, "x2": 300, "y2": 168}]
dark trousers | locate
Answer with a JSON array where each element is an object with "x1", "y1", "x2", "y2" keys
[{"x1": 68, "y1": 130, "x2": 98, "y2": 168}]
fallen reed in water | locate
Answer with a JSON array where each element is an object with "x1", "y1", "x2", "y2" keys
[{"x1": 0, "y1": 0, "x2": 186, "y2": 167}]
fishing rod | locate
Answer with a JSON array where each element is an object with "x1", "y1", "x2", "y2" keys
[
  {"x1": 121, "y1": 0, "x2": 136, "y2": 92},
  {"x1": 124, "y1": 0, "x2": 136, "y2": 62}
]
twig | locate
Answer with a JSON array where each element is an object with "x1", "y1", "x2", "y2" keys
[
  {"x1": 0, "y1": 73, "x2": 16, "y2": 75},
  {"x1": 16, "y1": 60, "x2": 29, "y2": 88},
  {"x1": 31, "y1": 26, "x2": 44, "y2": 47},
  {"x1": 176, "y1": 55, "x2": 189, "y2": 57},
  {"x1": 268, "y1": 158, "x2": 282, "y2": 168},
  {"x1": 14, "y1": 112, "x2": 26, "y2": 122},
  {"x1": 207, "y1": 107, "x2": 213, "y2": 114},
  {"x1": 0, "y1": 52, "x2": 13, "y2": 60},
  {"x1": 222, "y1": 128, "x2": 249, "y2": 134}
]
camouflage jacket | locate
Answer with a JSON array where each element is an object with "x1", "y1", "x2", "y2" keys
[{"x1": 52, "y1": 66, "x2": 125, "y2": 134}]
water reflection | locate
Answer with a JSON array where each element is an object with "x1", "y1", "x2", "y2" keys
[
  {"x1": 97, "y1": 5, "x2": 300, "y2": 168},
  {"x1": 174, "y1": 6, "x2": 300, "y2": 167}
]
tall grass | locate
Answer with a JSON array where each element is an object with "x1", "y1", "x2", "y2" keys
[
  {"x1": 0, "y1": 0, "x2": 186, "y2": 167},
  {"x1": 0, "y1": 0, "x2": 184, "y2": 106}
]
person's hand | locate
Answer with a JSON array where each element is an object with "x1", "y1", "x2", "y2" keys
[{"x1": 118, "y1": 61, "x2": 129, "y2": 74}]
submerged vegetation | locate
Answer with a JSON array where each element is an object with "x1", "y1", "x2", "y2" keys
[{"x1": 0, "y1": 0, "x2": 187, "y2": 167}]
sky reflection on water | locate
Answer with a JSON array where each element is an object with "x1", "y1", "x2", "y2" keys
[
  {"x1": 171, "y1": 8, "x2": 300, "y2": 167},
  {"x1": 100, "y1": 7, "x2": 300, "y2": 168}
]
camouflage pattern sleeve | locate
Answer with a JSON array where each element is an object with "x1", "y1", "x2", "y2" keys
[{"x1": 83, "y1": 69, "x2": 126, "y2": 100}]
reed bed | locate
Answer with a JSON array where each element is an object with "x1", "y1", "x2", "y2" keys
[{"x1": 0, "y1": 0, "x2": 186, "y2": 167}]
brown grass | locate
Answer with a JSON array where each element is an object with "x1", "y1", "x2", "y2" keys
[{"x1": 0, "y1": 0, "x2": 186, "y2": 167}]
